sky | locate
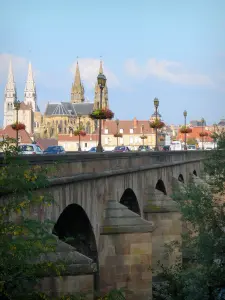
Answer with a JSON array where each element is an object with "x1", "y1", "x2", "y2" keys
[{"x1": 0, "y1": 0, "x2": 225, "y2": 126}]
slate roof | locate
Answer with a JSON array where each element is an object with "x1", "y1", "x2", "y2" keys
[{"x1": 44, "y1": 102, "x2": 94, "y2": 116}]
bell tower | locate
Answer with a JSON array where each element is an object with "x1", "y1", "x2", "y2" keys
[
  {"x1": 71, "y1": 61, "x2": 85, "y2": 103},
  {"x1": 94, "y1": 60, "x2": 109, "y2": 109},
  {"x1": 24, "y1": 62, "x2": 37, "y2": 111},
  {"x1": 3, "y1": 60, "x2": 17, "y2": 128}
]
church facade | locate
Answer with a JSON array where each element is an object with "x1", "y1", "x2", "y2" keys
[
  {"x1": 3, "y1": 60, "x2": 109, "y2": 139},
  {"x1": 3, "y1": 61, "x2": 38, "y2": 134},
  {"x1": 40, "y1": 60, "x2": 109, "y2": 139}
]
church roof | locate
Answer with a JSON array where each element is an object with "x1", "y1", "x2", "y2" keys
[{"x1": 44, "y1": 102, "x2": 94, "y2": 116}]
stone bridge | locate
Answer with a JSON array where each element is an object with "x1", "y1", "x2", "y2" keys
[{"x1": 9, "y1": 151, "x2": 206, "y2": 299}]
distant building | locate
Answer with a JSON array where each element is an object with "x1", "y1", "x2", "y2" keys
[{"x1": 190, "y1": 120, "x2": 206, "y2": 127}]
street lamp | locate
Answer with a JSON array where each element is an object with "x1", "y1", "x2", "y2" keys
[
  {"x1": 154, "y1": 98, "x2": 159, "y2": 151},
  {"x1": 183, "y1": 110, "x2": 187, "y2": 151},
  {"x1": 96, "y1": 71, "x2": 107, "y2": 152},
  {"x1": 115, "y1": 118, "x2": 119, "y2": 147},
  {"x1": 213, "y1": 123, "x2": 217, "y2": 149},
  {"x1": 77, "y1": 113, "x2": 81, "y2": 152},
  {"x1": 14, "y1": 99, "x2": 21, "y2": 147},
  {"x1": 201, "y1": 118, "x2": 205, "y2": 150},
  {"x1": 141, "y1": 124, "x2": 145, "y2": 146}
]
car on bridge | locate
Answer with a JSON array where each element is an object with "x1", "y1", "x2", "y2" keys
[
  {"x1": 88, "y1": 147, "x2": 105, "y2": 152},
  {"x1": 19, "y1": 144, "x2": 43, "y2": 155},
  {"x1": 138, "y1": 145, "x2": 152, "y2": 151},
  {"x1": 43, "y1": 146, "x2": 66, "y2": 154},
  {"x1": 113, "y1": 146, "x2": 131, "y2": 153}
]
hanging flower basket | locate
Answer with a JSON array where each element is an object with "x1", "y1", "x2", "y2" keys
[
  {"x1": 140, "y1": 135, "x2": 147, "y2": 139},
  {"x1": 89, "y1": 108, "x2": 114, "y2": 120},
  {"x1": 180, "y1": 126, "x2": 192, "y2": 134},
  {"x1": 199, "y1": 132, "x2": 208, "y2": 137},
  {"x1": 114, "y1": 133, "x2": 123, "y2": 138},
  {"x1": 159, "y1": 137, "x2": 165, "y2": 141},
  {"x1": 149, "y1": 120, "x2": 165, "y2": 129},
  {"x1": 11, "y1": 122, "x2": 26, "y2": 131},
  {"x1": 74, "y1": 129, "x2": 86, "y2": 137}
]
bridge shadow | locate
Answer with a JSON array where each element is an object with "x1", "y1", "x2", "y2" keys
[
  {"x1": 155, "y1": 179, "x2": 167, "y2": 195},
  {"x1": 120, "y1": 188, "x2": 141, "y2": 215},
  {"x1": 53, "y1": 204, "x2": 98, "y2": 262},
  {"x1": 178, "y1": 174, "x2": 184, "y2": 183}
]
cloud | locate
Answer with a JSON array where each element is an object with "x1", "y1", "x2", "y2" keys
[
  {"x1": 124, "y1": 58, "x2": 213, "y2": 86},
  {"x1": 70, "y1": 58, "x2": 119, "y2": 88},
  {"x1": 0, "y1": 53, "x2": 39, "y2": 85}
]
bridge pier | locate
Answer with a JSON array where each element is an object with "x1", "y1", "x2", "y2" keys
[
  {"x1": 99, "y1": 200, "x2": 155, "y2": 300},
  {"x1": 144, "y1": 189, "x2": 182, "y2": 282}
]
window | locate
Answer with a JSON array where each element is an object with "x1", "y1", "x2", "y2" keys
[
  {"x1": 85, "y1": 143, "x2": 87, "y2": 147},
  {"x1": 120, "y1": 128, "x2": 123, "y2": 134},
  {"x1": 64, "y1": 128, "x2": 67, "y2": 134},
  {"x1": 130, "y1": 128, "x2": 134, "y2": 134},
  {"x1": 130, "y1": 137, "x2": 134, "y2": 144},
  {"x1": 120, "y1": 138, "x2": 123, "y2": 144},
  {"x1": 105, "y1": 137, "x2": 108, "y2": 144},
  {"x1": 104, "y1": 128, "x2": 108, "y2": 134}
]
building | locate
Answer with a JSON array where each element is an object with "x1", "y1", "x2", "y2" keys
[
  {"x1": 41, "y1": 60, "x2": 108, "y2": 139},
  {"x1": 0, "y1": 125, "x2": 33, "y2": 144},
  {"x1": 3, "y1": 61, "x2": 39, "y2": 134}
]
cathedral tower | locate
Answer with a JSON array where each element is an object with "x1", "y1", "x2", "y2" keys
[
  {"x1": 71, "y1": 61, "x2": 85, "y2": 103},
  {"x1": 3, "y1": 61, "x2": 17, "y2": 128},
  {"x1": 24, "y1": 62, "x2": 37, "y2": 112},
  {"x1": 94, "y1": 60, "x2": 109, "y2": 109}
]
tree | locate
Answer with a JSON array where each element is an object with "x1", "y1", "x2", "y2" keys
[
  {"x1": 187, "y1": 138, "x2": 197, "y2": 145},
  {"x1": 0, "y1": 138, "x2": 125, "y2": 300},
  {"x1": 153, "y1": 131, "x2": 225, "y2": 300}
]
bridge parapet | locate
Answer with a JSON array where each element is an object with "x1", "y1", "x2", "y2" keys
[{"x1": 0, "y1": 151, "x2": 206, "y2": 179}]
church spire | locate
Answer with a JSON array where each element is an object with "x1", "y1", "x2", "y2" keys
[
  {"x1": 71, "y1": 59, "x2": 85, "y2": 103},
  {"x1": 94, "y1": 59, "x2": 109, "y2": 109},
  {"x1": 74, "y1": 61, "x2": 81, "y2": 85},
  {"x1": 99, "y1": 59, "x2": 103, "y2": 74},
  {"x1": 3, "y1": 60, "x2": 17, "y2": 128},
  {"x1": 24, "y1": 62, "x2": 37, "y2": 112}
]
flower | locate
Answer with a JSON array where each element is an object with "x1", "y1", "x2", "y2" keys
[
  {"x1": 74, "y1": 128, "x2": 86, "y2": 136},
  {"x1": 140, "y1": 135, "x2": 147, "y2": 139},
  {"x1": 90, "y1": 108, "x2": 114, "y2": 120},
  {"x1": 180, "y1": 126, "x2": 192, "y2": 134},
  {"x1": 149, "y1": 120, "x2": 165, "y2": 129},
  {"x1": 11, "y1": 122, "x2": 26, "y2": 131},
  {"x1": 210, "y1": 132, "x2": 218, "y2": 140}
]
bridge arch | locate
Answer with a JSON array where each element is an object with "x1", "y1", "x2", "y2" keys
[
  {"x1": 178, "y1": 174, "x2": 184, "y2": 183},
  {"x1": 120, "y1": 188, "x2": 141, "y2": 215},
  {"x1": 193, "y1": 170, "x2": 197, "y2": 176},
  {"x1": 155, "y1": 179, "x2": 167, "y2": 195},
  {"x1": 53, "y1": 203, "x2": 98, "y2": 262}
]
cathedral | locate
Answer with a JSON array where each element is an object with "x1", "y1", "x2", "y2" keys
[{"x1": 3, "y1": 60, "x2": 109, "y2": 139}]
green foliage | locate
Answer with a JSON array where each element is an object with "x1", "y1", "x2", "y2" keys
[
  {"x1": 153, "y1": 131, "x2": 225, "y2": 300},
  {"x1": 0, "y1": 138, "x2": 66, "y2": 299},
  {"x1": 187, "y1": 138, "x2": 197, "y2": 145}
]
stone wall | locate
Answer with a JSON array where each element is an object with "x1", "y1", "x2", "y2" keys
[{"x1": 99, "y1": 232, "x2": 152, "y2": 300}]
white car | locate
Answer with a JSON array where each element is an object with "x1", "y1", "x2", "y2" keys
[{"x1": 19, "y1": 144, "x2": 43, "y2": 155}]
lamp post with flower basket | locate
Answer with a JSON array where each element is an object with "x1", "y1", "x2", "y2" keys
[
  {"x1": 13, "y1": 99, "x2": 22, "y2": 147},
  {"x1": 74, "y1": 113, "x2": 86, "y2": 152},
  {"x1": 149, "y1": 98, "x2": 164, "y2": 151},
  {"x1": 89, "y1": 72, "x2": 114, "y2": 152},
  {"x1": 210, "y1": 123, "x2": 218, "y2": 149},
  {"x1": 140, "y1": 124, "x2": 147, "y2": 146},
  {"x1": 200, "y1": 118, "x2": 206, "y2": 150},
  {"x1": 114, "y1": 119, "x2": 122, "y2": 147},
  {"x1": 183, "y1": 110, "x2": 187, "y2": 150}
]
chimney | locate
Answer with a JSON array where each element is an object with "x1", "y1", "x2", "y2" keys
[{"x1": 133, "y1": 117, "x2": 137, "y2": 129}]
